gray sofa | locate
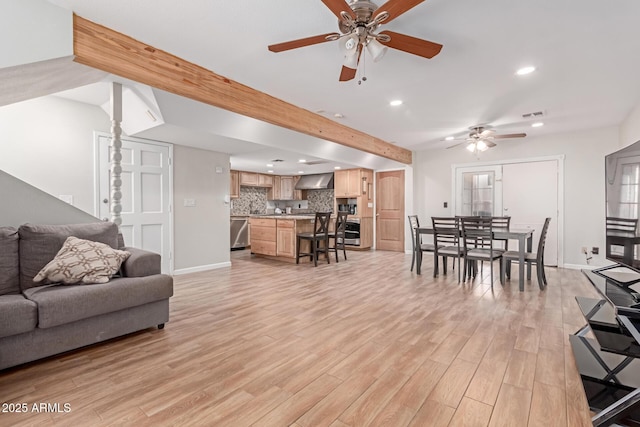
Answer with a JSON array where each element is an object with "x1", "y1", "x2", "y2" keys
[{"x1": 0, "y1": 222, "x2": 173, "y2": 370}]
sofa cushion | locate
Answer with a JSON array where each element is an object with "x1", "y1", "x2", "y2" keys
[
  {"x1": 34, "y1": 237, "x2": 130, "y2": 285},
  {"x1": 18, "y1": 222, "x2": 119, "y2": 290},
  {"x1": 23, "y1": 274, "x2": 173, "y2": 328},
  {"x1": 0, "y1": 227, "x2": 20, "y2": 295},
  {"x1": 0, "y1": 294, "x2": 38, "y2": 338}
]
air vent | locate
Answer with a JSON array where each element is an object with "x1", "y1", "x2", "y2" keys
[
  {"x1": 271, "y1": 159, "x2": 284, "y2": 162},
  {"x1": 522, "y1": 111, "x2": 544, "y2": 119}
]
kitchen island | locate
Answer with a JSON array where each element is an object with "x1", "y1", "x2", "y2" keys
[{"x1": 249, "y1": 214, "x2": 330, "y2": 262}]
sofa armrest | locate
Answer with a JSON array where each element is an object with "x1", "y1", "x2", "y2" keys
[{"x1": 120, "y1": 247, "x2": 161, "y2": 277}]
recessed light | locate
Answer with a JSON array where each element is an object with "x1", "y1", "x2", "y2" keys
[
  {"x1": 390, "y1": 100, "x2": 403, "y2": 106},
  {"x1": 298, "y1": 159, "x2": 306, "y2": 163},
  {"x1": 516, "y1": 66, "x2": 536, "y2": 76},
  {"x1": 445, "y1": 136, "x2": 455, "y2": 141},
  {"x1": 531, "y1": 122, "x2": 544, "y2": 128},
  {"x1": 267, "y1": 170, "x2": 274, "y2": 173},
  {"x1": 266, "y1": 163, "x2": 274, "y2": 167},
  {"x1": 333, "y1": 113, "x2": 344, "y2": 119},
  {"x1": 334, "y1": 166, "x2": 341, "y2": 170},
  {"x1": 298, "y1": 171, "x2": 305, "y2": 174}
]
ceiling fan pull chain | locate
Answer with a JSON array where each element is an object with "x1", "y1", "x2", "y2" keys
[{"x1": 358, "y1": 50, "x2": 367, "y2": 85}]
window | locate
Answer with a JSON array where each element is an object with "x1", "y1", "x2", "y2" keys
[
  {"x1": 461, "y1": 171, "x2": 495, "y2": 216},
  {"x1": 619, "y1": 163, "x2": 640, "y2": 219}
]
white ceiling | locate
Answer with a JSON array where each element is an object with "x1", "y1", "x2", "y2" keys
[{"x1": 43, "y1": 0, "x2": 640, "y2": 170}]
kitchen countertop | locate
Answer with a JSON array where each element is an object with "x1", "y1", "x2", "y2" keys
[{"x1": 249, "y1": 214, "x2": 318, "y2": 220}]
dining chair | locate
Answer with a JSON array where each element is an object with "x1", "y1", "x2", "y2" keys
[
  {"x1": 408, "y1": 215, "x2": 437, "y2": 272},
  {"x1": 328, "y1": 211, "x2": 348, "y2": 262},
  {"x1": 491, "y1": 216, "x2": 511, "y2": 250},
  {"x1": 501, "y1": 217, "x2": 551, "y2": 289},
  {"x1": 296, "y1": 212, "x2": 330, "y2": 266},
  {"x1": 460, "y1": 216, "x2": 503, "y2": 287},
  {"x1": 432, "y1": 216, "x2": 464, "y2": 282}
]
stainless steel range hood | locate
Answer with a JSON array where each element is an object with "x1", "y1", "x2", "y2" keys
[{"x1": 294, "y1": 173, "x2": 334, "y2": 190}]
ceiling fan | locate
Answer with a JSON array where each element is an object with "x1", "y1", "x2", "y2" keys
[
  {"x1": 267, "y1": 0, "x2": 443, "y2": 82},
  {"x1": 447, "y1": 126, "x2": 527, "y2": 153}
]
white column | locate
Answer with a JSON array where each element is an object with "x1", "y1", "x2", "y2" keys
[{"x1": 110, "y1": 82, "x2": 123, "y2": 227}]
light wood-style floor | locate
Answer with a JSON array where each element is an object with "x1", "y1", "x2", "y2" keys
[{"x1": 1, "y1": 249, "x2": 598, "y2": 426}]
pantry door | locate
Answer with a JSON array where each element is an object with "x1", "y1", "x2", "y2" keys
[
  {"x1": 376, "y1": 170, "x2": 405, "y2": 251},
  {"x1": 96, "y1": 133, "x2": 173, "y2": 273}
]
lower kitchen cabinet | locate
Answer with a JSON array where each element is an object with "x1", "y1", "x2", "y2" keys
[
  {"x1": 276, "y1": 219, "x2": 295, "y2": 257},
  {"x1": 248, "y1": 218, "x2": 276, "y2": 256},
  {"x1": 249, "y1": 216, "x2": 317, "y2": 261}
]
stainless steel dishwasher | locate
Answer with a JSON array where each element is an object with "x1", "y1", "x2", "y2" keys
[{"x1": 230, "y1": 217, "x2": 249, "y2": 250}]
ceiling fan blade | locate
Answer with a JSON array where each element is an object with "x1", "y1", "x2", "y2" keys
[
  {"x1": 378, "y1": 31, "x2": 442, "y2": 59},
  {"x1": 479, "y1": 129, "x2": 495, "y2": 137},
  {"x1": 373, "y1": 0, "x2": 425, "y2": 23},
  {"x1": 322, "y1": 0, "x2": 356, "y2": 20},
  {"x1": 485, "y1": 140, "x2": 497, "y2": 148},
  {"x1": 492, "y1": 133, "x2": 527, "y2": 139},
  {"x1": 339, "y1": 44, "x2": 362, "y2": 81},
  {"x1": 268, "y1": 33, "x2": 341, "y2": 52},
  {"x1": 339, "y1": 66, "x2": 357, "y2": 81},
  {"x1": 446, "y1": 142, "x2": 464, "y2": 149}
]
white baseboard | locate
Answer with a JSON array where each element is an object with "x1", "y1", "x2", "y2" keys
[
  {"x1": 172, "y1": 261, "x2": 232, "y2": 276},
  {"x1": 563, "y1": 263, "x2": 597, "y2": 270}
]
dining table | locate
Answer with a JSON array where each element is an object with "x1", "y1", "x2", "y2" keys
[{"x1": 415, "y1": 226, "x2": 535, "y2": 291}]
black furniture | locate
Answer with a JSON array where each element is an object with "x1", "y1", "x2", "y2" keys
[
  {"x1": 460, "y1": 216, "x2": 504, "y2": 286},
  {"x1": 328, "y1": 211, "x2": 348, "y2": 263},
  {"x1": 606, "y1": 217, "x2": 640, "y2": 268},
  {"x1": 408, "y1": 215, "x2": 437, "y2": 272},
  {"x1": 501, "y1": 217, "x2": 551, "y2": 290},
  {"x1": 296, "y1": 212, "x2": 330, "y2": 267},
  {"x1": 571, "y1": 268, "x2": 640, "y2": 426},
  {"x1": 431, "y1": 216, "x2": 464, "y2": 282},
  {"x1": 491, "y1": 216, "x2": 511, "y2": 250}
]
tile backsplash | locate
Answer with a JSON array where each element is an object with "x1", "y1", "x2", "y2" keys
[
  {"x1": 231, "y1": 187, "x2": 334, "y2": 215},
  {"x1": 307, "y1": 189, "x2": 334, "y2": 212},
  {"x1": 230, "y1": 187, "x2": 268, "y2": 215}
]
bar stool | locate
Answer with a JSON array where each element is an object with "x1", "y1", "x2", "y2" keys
[{"x1": 296, "y1": 212, "x2": 330, "y2": 266}]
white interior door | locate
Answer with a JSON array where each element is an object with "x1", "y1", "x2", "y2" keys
[
  {"x1": 502, "y1": 160, "x2": 559, "y2": 266},
  {"x1": 96, "y1": 134, "x2": 173, "y2": 273}
]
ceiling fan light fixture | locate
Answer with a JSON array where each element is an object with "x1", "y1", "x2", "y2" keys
[
  {"x1": 466, "y1": 142, "x2": 476, "y2": 152},
  {"x1": 476, "y1": 140, "x2": 488, "y2": 151},
  {"x1": 516, "y1": 66, "x2": 536, "y2": 76},
  {"x1": 366, "y1": 38, "x2": 388, "y2": 62}
]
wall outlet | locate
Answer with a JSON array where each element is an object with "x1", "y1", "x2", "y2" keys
[{"x1": 592, "y1": 247, "x2": 599, "y2": 255}]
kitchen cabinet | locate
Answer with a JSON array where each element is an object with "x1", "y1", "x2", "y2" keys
[
  {"x1": 334, "y1": 168, "x2": 372, "y2": 197},
  {"x1": 240, "y1": 171, "x2": 259, "y2": 186},
  {"x1": 239, "y1": 171, "x2": 273, "y2": 187},
  {"x1": 271, "y1": 176, "x2": 282, "y2": 200},
  {"x1": 230, "y1": 170, "x2": 240, "y2": 199},
  {"x1": 276, "y1": 219, "x2": 295, "y2": 257},
  {"x1": 280, "y1": 176, "x2": 294, "y2": 200},
  {"x1": 249, "y1": 215, "x2": 317, "y2": 261},
  {"x1": 293, "y1": 176, "x2": 303, "y2": 200},
  {"x1": 258, "y1": 174, "x2": 273, "y2": 187},
  {"x1": 248, "y1": 217, "x2": 276, "y2": 256}
]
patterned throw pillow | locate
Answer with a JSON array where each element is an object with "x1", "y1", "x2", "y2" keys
[{"x1": 33, "y1": 236, "x2": 131, "y2": 285}]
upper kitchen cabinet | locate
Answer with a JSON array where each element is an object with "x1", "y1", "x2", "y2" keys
[
  {"x1": 268, "y1": 175, "x2": 300, "y2": 201},
  {"x1": 238, "y1": 171, "x2": 273, "y2": 187},
  {"x1": 334, "y1": 168, "x2": 373, "y2": 197},
  {"x1": 230, "y1": 170, "x2": 240, "y2": 199}
]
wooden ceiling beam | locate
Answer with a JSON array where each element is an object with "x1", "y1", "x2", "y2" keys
[{"x1": 72, "y1": 15, "x2": 412, "y2": 165}]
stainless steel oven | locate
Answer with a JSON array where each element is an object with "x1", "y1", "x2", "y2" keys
[{"x1": 345, "y1": 218, "x2": 360, "y2": 246}]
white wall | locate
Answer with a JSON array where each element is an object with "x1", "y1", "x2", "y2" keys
[
  {"x1": 620, "y1": 101, "x2": 640, "y2": 148},
  {"x1": 0, "y1": 95, "x2": 232, "y2": 273},
  {"x1": 413, "y1": 126, "x2": 620, "y2": 267},
  {"x1": 0, "y1": 96, "x2": 111, "y2": 214},
  {"x1": 173, "y1": 145, "x2": 231, "y2": 272}
]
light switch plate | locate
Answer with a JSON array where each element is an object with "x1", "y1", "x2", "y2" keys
[{"x1": 183, "y1": 198, "x2": 196, "y2": 207}]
